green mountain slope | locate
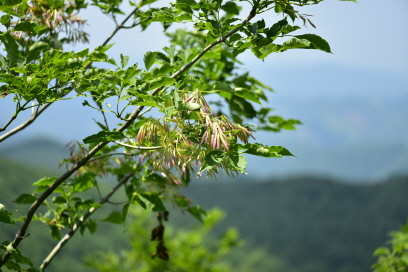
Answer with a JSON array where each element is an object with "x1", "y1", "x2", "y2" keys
[
  {"x1": 1, "y1": 141, "x2": 408, "y2": 272},
  {"x1": 180, "y1": 176, "x2": 408, "y2": 272},
  {"x1": 0, "y1": 137, "x2": 70, "y2": 172}
]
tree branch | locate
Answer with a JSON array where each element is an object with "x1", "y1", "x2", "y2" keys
[
  {"x1": 0, "y1": 115, "x2": 16, "y2": 133},
  {"x1": 0, "y1": 7, "x2": 258, "y2": 267},
  {"x1": 152, "y1": 6, "x2": 257, "y2": 95},
  {"x1": 40, "y1": 172, "x2": 134, "y2": 270},
  {"x1": 0, "y1": 6, "x2": 140, "y2": 143},
  {"x1": 0, "y1": 103, "x2": 51, "y2": 143},
  {"x1": 100, "y1": 7, "x2": 139, "y2": 47}
]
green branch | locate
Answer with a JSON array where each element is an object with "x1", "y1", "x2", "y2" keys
[
  {"x1": 40, "y1": 173, "x2": 134, "y2": 270},
  {"x1": 0, "y1": 6, "x2": 259, "y2": 267},
  {"x1": 0, "y1": 6, "x2": 140, "y2": 143}
]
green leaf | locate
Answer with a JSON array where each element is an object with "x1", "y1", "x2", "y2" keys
[
  {"x1": 101, "y1": 211, "x2": 123, "y2": 224},
  {"x1": 32, "y1": 177, "x2": 58, "y2": 187},
  {"x1": 143, "y1": 51, "x2": 158, "y2": 70},
  {"x1": 52, "y1": 196, "x2": 67, "y2": 204},
  {"x1": 281, "y1": 25, "x2": 301, "y2": 35},
  {"x1": 74, "y1": 199, "x2": 101, "y2": 211},
  {"x1": 140, "y1": 0, "x2": 158, "y2": 7},
  {"x1": 248, "y1": 23, "x2": 257, "y2": 34},
  {"x1": 6, "y1": 243, "x2": 14, "y2": 253},
  {"x1": 227, "y1": 153, "x2": 247, "y2": 173},
  {"x1": 65, "y1": 57, "x2": 82, "y2": 68},
  {"x1": 267, "y1": 18, "x2": 287, "y2": 38},
  {"x1": 87, "y1": 219, "x2": 97, "y2": 234},
  {"x1": 187, "y1": 205, "x2": 207, "y2": 223},
  {"x1": 4, "y1": 34, "x2": 19, "y2": 66},
  {"x1": 257, "y1": 19, "x2": 266, "y2": 30},
  {"x1": 266, "y1": 116, "x2": 302, "y2": 131},
  {"x1": 132, "y1": 94, "x2": 158, "y2": 107},
  {"x1": 255, "y1": 43, "x2": 280, "y2": 58},
  {"x1": 120, "y1": 54, "x2": 129, "y2": 68},
  {"x1": 229, "y1": 96, "x2": 257, "y2": 119},
  {"x1": 202, "y1": 51, "x2": 221, "y2": 60},
  {"x1": 294, "y1": 34, "x2": 332, "y2": 53},
  {"x1": 213, "y1": 81, "x2": 233, "y2": 99},
  {"x1": 228, "y1": 33, "x2": 242, "y2": 44},
  {"x1": 281, "y1": 37, "x2": 311, "y2": 50},
  {"x1": 214, "y1": 81, "x2": 233, "y2": 93},
  {"x1": 1, "y1": 14, "x2": 12, "y2": 28},
  {"x1": 200, "y1": 151, "x2": 224, "y2": 172},
  {"x1": 11, "y1": 249, "x2": 33, "y2": 266},
  {"x1": 4, "y1": 0, "x2": 22, "y2": 6},
  {"x1": 373, "y1": 247, "x2": 390, "y2": 256},
  {"x1": 221, "y1": 1, "x2": 240, "y2": 15},
  {"x1": 93, "y1": 119, "x2": 108, "y2": 131},
  {"x1": 0, "y1": 206, "x2": 15, "y2": 225},
  {"x1": 132, "y1": 192, "x2": 166, "y2": 212},
  {"x1": 274, "y1": 4, "x2": 283, "y2": 13},
  {"x1": 13, "y1": 21, "x2": 38, "y2": 32},
  {"x1": 71, "y1": 173, "x2": 97, "y2": 193},
  {"x1": 83, "y1": 131, "x2": 125, "y2": 144},
  {"x1": 95, "y1": 43, "x2": 114, "y2": 53},
  {"x1": 234, "y1": 88, "x2": 261, "y2": 104},
  {"x1": 13, "y1": 194, "x2": 37, "y2": 204},
  {"x1": 76, "y1": 48, "x2": 89, "y2": 58},
  {"x1": 50, "y1": 225, "x2": 61, "y2": 240},
  {"x1": 279, "y1": 35, "x2": 332, "y2": 53},
  {"x1": 121, "y1": 203, "x2": 130, "y2": 225},
  {"x1": 237, "y1": 143, "x2": 294, "y2": 158},
  {"x1": 146, "y1": 76, "x2": 175, "y2": 91},
  {"x1": 177, "y1": 101, "x2": 201, "y2": 111}
]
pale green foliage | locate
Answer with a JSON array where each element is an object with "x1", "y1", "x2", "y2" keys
[
  {"x1": 84, "y1": 208, "x2": 241, "y2": 272},
  {"x1": 372, "y1": 221, "x2": 408, "y2": 272}
]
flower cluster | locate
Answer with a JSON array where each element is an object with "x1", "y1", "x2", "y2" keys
[
  {"x1": 131, "y1": 92, "x2": 255, "y2": 184},
  {"x1": 12, "y1": 0, "x2": 89, "y2": 44}
]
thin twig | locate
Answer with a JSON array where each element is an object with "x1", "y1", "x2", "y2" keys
[
  {"x1": 87, "y1": 152, "x2": 135, "y2": 162},
  {"x1": 114, "y1": 141, "x2": 163, "y2": 150},
  {"x1": 0, "y1": 115, "x2": 17, "y2": 133},
  {"x1": 139, "y1": 106, "x2": 153, "y2": 117},
  {"x1": 92, "y1": 5, "x2": 140, "y2": 126},
  {"x1": 0, "y1": 7, "x2": 258, "y2": 267},
  {"x1": 100, "y1": 7, "x2": 139, "y2": 47},
  {"x1": 0, "y1": 103, "x2": 52, "y2": 142},
  {"x1": 40, "y1": 173, "x2": 134, "y2": 270}
]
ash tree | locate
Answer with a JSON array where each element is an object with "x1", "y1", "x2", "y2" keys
[{"x1": 0, "y1": 0, "x2": 355, "y2": 270}]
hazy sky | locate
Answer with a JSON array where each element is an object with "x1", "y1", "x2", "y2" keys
[{"x1": 1, "y1": 0, "x2": 407, "y2": 179}]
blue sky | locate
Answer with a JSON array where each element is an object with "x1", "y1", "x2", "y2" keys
[{"x1": 1, "y1": 0, "x2": 407, "y2": 180}]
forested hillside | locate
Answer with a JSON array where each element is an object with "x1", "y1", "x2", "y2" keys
[
  {"x1": 1, "y1": 157, "x2": 407, "y2": 271},
  {"x1": 181, "y1": 176, "x2": 408, "y2": 272}
]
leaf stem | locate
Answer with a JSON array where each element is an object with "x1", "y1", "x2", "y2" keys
[{"x1": 114, "y1": 141, "x2": 163, "y2": 150}]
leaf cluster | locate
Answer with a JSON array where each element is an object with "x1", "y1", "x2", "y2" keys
[{"x1": 372, "y1": 221, "x2": 408, "y2": 272}]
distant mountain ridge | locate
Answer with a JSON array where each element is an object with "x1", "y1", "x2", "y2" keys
[
  {"x1": 0, "y1": 137, "x2": 70, "y2": 172},
  {"x1": 1, "y1": 136, "x2": 407, "y2": 183}
]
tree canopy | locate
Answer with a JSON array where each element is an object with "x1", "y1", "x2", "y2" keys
[{"x1": 0, "y1": 0, "x2": 356, "y2": 270}]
